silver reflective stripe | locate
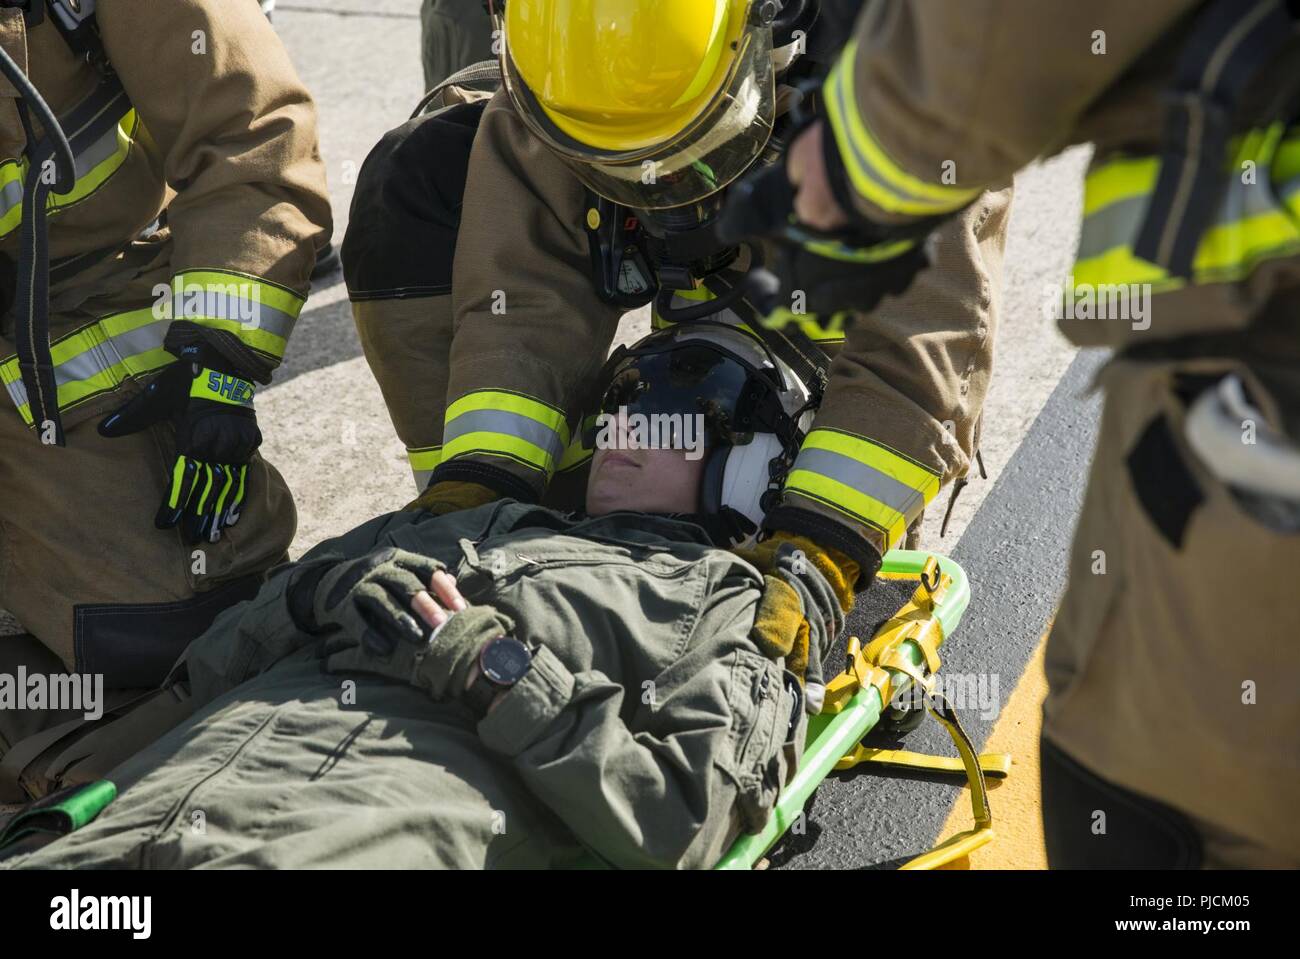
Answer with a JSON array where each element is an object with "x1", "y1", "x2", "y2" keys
[
  {"x1": 3, "y1": 316, "x2": 170, "y2": 413},
  {"x1": 5, "y1": 375, "x2": 28, "y2": 411},
  {"x1": 411, "y1": 468, "x2": 434, "y2": 493},
  {"x1": 172, "y1": 287, "x2": 296, "y2": 339},
  {"x1": 792, "y1": 446, "x2": 924, "y2": 518},
  {"x1": 1078, "y1": 166, "x2": 1286, "y2": 262},
  {"x1": 443, "y1": 408, "x2": 567, "y2": 465},
  {"x1": 72, "y1": 121, "x2": 120, "y2": 179},
  {"x1": 0, "y1": 177, "x2": 22, "y2": 220},
  {"x1": 827, "y1": 56, "x2": 956, "y2": 214},
  {"x1": 55, "y1": 318, "x2": 170, "y2": 386}
]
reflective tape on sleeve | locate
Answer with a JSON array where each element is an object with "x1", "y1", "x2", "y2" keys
[
  {"x1": 170, "y1": 270, "x2": 307, "y2": 362},
  {"x1": 441, "y1": 390, "x2": 570, "y2": 476},
  {"x1": 822, "y1": 40, "x2": 981, "y2": 218},
  {"x1": 783, "y1": 428, "x2": 941, "y2": 550}
]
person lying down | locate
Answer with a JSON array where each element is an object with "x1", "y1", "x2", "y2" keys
[{"x1": 6, "y1": 326, "x2": 844, "y2": 869}]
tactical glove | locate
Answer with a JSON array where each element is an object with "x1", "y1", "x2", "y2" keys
[
  {"x1": 288, "y1": 547, "x2": 446, "y2": 655},
  {"x1": 324, "y1": 603, "x2": 516, "y2": 704},
  {"x1": 717, "y1": 153, "x2": 933, "y2": 338},
  {"x1": 406, "y1": 479, "x2": 502, "y2": 515},
  {"x1": 733, "y1": 531, "x2": 866, "y2": 682},
  {"x1": 99, "y1": 360, "x2": 262, "y2": 544}
]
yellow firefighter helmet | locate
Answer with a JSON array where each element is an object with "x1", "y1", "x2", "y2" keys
[{"x1": 499, "y1": 0, "x2": 778, "y2": 209}]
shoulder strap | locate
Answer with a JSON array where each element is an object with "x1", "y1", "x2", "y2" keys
[
  {"x1": 43, "y1": 0, "x2": 112, "y2": 76},
  {"x1": 410, "y1": 58, "x2": 502, "y2": 119}
]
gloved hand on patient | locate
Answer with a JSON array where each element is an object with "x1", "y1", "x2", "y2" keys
[{"x1": 286, "y1": 546, "x2": 514, "y2": 705}]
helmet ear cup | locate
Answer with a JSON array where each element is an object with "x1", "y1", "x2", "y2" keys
[
  {"x1": 700, "y1": 445, "x2": 731, "y2": 515},
  {"x1": 719, "y1": 433, "x2": 785, "y2": 529}
]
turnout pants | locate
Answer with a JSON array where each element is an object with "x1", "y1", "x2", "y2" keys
[{"x1": 1043, "y1": 357, "x2": 1300, "y2": 868}]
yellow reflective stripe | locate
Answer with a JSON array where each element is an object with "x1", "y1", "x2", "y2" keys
[
  {"x1": 785, "y1": 468, "x2": 908, "y2": 548},
  {"x1": 1276, "y1": 135, "x2": 1300, "y2": 183},
  {"x1": 823, "y1": 40, "x2": 980, "y2": 216},
  {"x1": 556, "y1": 429, "x2": 594, "y2": 473},
  {"x1": 169, "y1": 270, "x2": 306, "y2": 362},
  {"x1": 1193, "y1": 207, "x2": 1300, "y2": 275},
  {"x1": 1076, "y1": 129, "x2": 1300, "y2": 290},
  {"x1": 168, "y1": 456, "x2": 189, "y2": 510},
  {"x1": 784, "y1": 429, "x2": 941, "y2": 552},
  {"x1": 0, "y1": 306, "x2": 175, "y2": 425},
  {"x1": 802, "y1": 428, "x2": 941, "y2": 502},
  {"x1": 407, "y1": 446, "x2": 442, "y2": 472},
  {"x1": 445, "y1": 389, "x2": 568, "y2": 438},
  {"x1": 441, "y1": 431, "x2": 554, "y2": 472},
  {"x1": 0, "y1": 109, "x2": 139, "y2": 238},
  {"x1": 761, "y1": 307, "x2": 847, "y2": 343},
  {"x1": 1081, "y1": 155, "x2": 1159, "y2": 217},
  {"x1": 0, "y1": 161, "x2": 23, "y2": 236},
  {"x1": 46, "y1": 109, "x2": 140, "y2": 215},
  {"x1": 173, "y1": 270, "x2": 306, "y2": 319},
  {"x1": 1071, "y1": 248, "x2": 1183, "y2": 292},
  {"x1": 443, "y1": 389, "x2": 570, "y2": 475}
]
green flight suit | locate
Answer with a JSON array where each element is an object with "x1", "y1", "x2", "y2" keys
[{"x1": 6, "y1": 502, "x2": 827, "y2": 869}]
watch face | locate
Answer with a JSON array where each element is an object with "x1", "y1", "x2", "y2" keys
[{"x1": 481, "y1": 637, "x2": 532, "y2": 685}]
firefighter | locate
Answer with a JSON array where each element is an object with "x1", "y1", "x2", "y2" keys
[
  {"x1": 342, "y1": 0, "x2": 1012, "y2": 706},
  {"x1": 420, "y1": 0, "x2": 494, "y2": 92},
  {"x1": 0, "y1": 0, "x2": 332, "y2": 800},
  {"x1": 726, "y1": 0, "x2": 1300, "y2": 866}
]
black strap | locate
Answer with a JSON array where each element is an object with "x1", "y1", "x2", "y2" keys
[
  {"x1": 12, "y1": 78, "x2": 129, "y2": 444},
  {"x1": 1133, "y1": 0, "x2": 1299, "y2": 277},
  {"x1": 706, "y1": 272, "x2": 831, "y2": 402},
  {"x1": 44, "y1": 0, "x2": 113, "y2": 76}
]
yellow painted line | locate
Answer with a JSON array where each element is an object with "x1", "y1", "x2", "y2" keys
[{"x1": 938, "y1": 631, "x2": 1051, "y2": 870}]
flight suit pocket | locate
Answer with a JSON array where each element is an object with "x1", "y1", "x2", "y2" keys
[{"x1": 727, "y1": 650, "x2": 794, "y2": 833}]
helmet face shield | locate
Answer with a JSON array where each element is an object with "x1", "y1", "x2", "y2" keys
[
  {"x1": 501, "y1": 8, "x2": 776, "y2": 210},
  {"x1": 583, "y1": 325, "x2": 787, "y2": 451}
]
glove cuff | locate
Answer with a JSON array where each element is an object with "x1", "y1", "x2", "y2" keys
[
  {"x1": 164, "y1": 320, "x2": 274, "y2": 384},
  {"x1": 419, "y1": 606, "x2": 517, "y2": 701},
  {"x1": 406, "y1": 479, "x2": 504, "y2": 515},
  {"x1": 762, "y1": 505, "x2": 883, "y2": 597}
]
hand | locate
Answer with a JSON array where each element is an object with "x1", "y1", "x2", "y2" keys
[
  {"x1": 315, "y1": 554, "x2": 517, "y2": 704},
  {"x1": 733, "y1": 532, "x2": 867, "y2": 682},
  {"x1": 406, "y1": 571, "x2": 503, "y2": 713},
  {"x1": 99, "y1": 361, "x2": 262, "y2": 544},
  {"x1": 308, "y1": 547, "x2": 447, "y2": 653},
  {"x1": 787, "y1": 122, "x2": 850, "y2": 232}
]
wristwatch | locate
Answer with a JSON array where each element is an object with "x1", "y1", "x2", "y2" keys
[{"x1": 464, "y1": 635, "x2": 535, "y2": 719}]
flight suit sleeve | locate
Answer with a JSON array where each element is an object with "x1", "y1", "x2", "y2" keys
[
  {"x1": 97, "y1": 0, "x2": 332, "y2": 378},
  {"x1": 766, "y1": 187, "x2": 1013, "y2": 566},
  {"x1": 476, "y1": 572, "x2": 806, "y2": 869},
  {"x1": 428, "y1": 92, "x2": 625, "y2": 503},
  {"x1": 822, "y1": 0, "x2": 1199, "y2": 225}
]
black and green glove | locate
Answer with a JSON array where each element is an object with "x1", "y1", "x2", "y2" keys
[
  {"x1": 717, "y1": 154, "x2": 932, "y2": 337},
  {"x1": 99, "y1": 359, "x2": 262, "y2": 544},
  {"x1": 325, "y1": 602, "x2": 516, "y2": 703},
  {"x1": 289, "y1": 547, "x2": 445, "y2": 655}
]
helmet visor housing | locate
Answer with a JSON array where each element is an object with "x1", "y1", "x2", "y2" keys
[
  {"x1": 584, "y1": 325, "x2": 788, "y2": 451},
  {"x1": 501, "y1": 6, "x2": 776, "y2": 210}
]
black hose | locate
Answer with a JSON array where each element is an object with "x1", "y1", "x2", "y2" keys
[{"x1": 0, "y1": 46, "x2": 77, "y2": 195}]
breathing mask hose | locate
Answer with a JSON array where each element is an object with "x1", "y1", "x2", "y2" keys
[
  {"x1": 1, "y1": 45, "x2": 80, "y2": 446},
  {"x1": 0, "y1": 47, "x2": 77, "y2": 196}
]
